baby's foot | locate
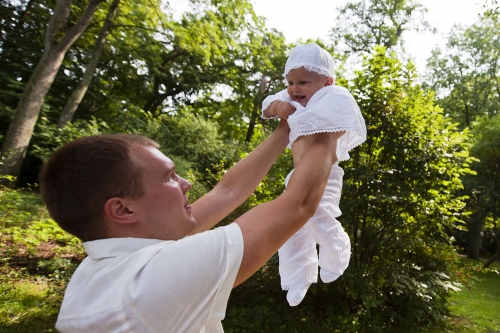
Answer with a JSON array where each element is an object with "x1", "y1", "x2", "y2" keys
[
  {"x1": 320, "y1": 269, "x2": 340, "y2": 283},
  {"x1": 286, "y1": 283, "x2": 311, "y2": 306}
]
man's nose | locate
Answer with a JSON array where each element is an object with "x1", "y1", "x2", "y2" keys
[{"x1": 180, "y1": 177, "x2": 192, "y2": 192}]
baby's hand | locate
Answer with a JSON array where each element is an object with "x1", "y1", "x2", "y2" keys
[{"x1": 274, "y1": 101, "x2": 296, "y2": 120}]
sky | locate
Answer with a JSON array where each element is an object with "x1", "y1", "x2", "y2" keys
[
  {"x1": 168, "y1": 0, "x2": 486, "y2": 74},
  {"x1": 251, "y1": 0, "x2": 485, "y2": 74}
]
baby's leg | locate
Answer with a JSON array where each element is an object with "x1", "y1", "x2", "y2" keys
[
  {"x1": 306, "y1": 211, "x2": 351, "y2": 283},
  {"x1": 306, "y1": 164, "x2": 350, "y2": 283},
  {"x1": 278, "y1": 169, "x2": 318, "y2": 306},
  {"x1": 279, "y1": 226, "x2": 318, "y2": 306}
]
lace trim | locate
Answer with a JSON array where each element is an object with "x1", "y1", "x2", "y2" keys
[
  {"x1": 283, "y1": 64, "x2": 333, "y2": 79},
  {"x1": 282, "y1": 277, "x2": 318, "y2": 291},
  {"x1": 289, "y1": 128, "x2": 366, "y2": 161}
]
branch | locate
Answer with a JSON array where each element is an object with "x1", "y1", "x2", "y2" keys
[
  {"x1": 45, "y1": 0, "x2": 73, "y2": 51},
  {"x1": 56, "y1": 0, "x2": 104, "y2": 53}
]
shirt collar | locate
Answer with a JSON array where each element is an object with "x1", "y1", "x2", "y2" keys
[{"x1": 83, "y1": 237, "x2": 171, "y2": 260}]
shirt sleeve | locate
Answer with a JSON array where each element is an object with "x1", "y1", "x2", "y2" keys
[{"x1": 123, "y1": 224, "x2": 244, "y2": 333}]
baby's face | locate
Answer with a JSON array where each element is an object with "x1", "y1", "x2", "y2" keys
[{"x1": 285, "y1": 67, "x2": 333, "y2": 107}]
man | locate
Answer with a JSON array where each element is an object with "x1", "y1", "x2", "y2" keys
[{"x1": 40, "y1": 119, "x2": 340, "y2": 332}]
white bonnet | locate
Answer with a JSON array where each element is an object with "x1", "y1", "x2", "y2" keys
[{"x1": 283, "y1": 43, "x2": 335, "y2": 79}]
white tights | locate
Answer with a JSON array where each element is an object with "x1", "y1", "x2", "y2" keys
[{"x1": 279, "y1": 165, "x2": 351, "y2": 306}]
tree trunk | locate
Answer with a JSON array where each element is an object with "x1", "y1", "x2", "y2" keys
[
  {"x1": 0, "y1": 0, "x2": 102, "y2": 183},
  {"x1": 245, "y1": 75, "x2": 268, "y2": 142},
  {"x1": 483, "y1": 229, "x2": 499, "y2": 268},
  {"x1": 463, "y1": 98, "x2": 470, "y2": 128},
  {"x1": 467, "y1": 210, "x2": 488, "y2": 259},
  {"x1": 58, "y1": 0, "x2": 120, "y2": 127},
  {"x1": 484, "y1": 195, "x2": 499, "y2": 268}
]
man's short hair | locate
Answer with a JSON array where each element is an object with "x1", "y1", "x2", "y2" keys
[{"x1": 40, "y1": 134, "x2": 159, "y2": 241}]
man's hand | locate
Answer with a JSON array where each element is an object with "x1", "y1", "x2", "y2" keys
[
  {"x1": 265, "y1": 101, "x2": 296, "y2": 120},
  {"x1": 275, "y1": 101, "x2": 296, "y2": 120}
]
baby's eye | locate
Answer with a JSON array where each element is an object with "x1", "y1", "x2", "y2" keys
[{"x1": 299, "y1": 81, "x2": 308, "y2": 85}]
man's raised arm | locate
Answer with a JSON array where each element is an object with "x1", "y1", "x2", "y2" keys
[
  {"x1": 234, "y1": 131, "x2": 341, "y2": 287},
  {"x1": 189, "y1": 120, "x2": 290, "y2": 235}
]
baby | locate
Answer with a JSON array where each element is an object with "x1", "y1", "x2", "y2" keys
[{"x1": 261, "y1": 43, "x2": 366, "y2": 306}]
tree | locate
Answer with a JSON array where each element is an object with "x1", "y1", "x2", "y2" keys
[
  {"x1": 57, "y1": 0, "x2": 120, "y2": 127},
  {"x1": 484, "y1": 0, "x2": 499, "y2": 18},
  {"x1": 338, "y1": 48, "x2": 474, "y2": 329},
  {"x1": 140, "y1": 0, "x2": 260, "y2": 115},
  {"x1": 425, "y1": 15, "x2": 500, "y2": 260},
  {"x1": 466, "y1": 115, "x2": 500, "y2": 264},
  {"x1": 0, "y1": 1, "x2": 53, "y2": 136},
  {"x1": 139, "y1": 0, "x2": 289, "y2": 142},
  {"x1": 1, "y1": 0, "x2": 290, "y2": 184},
  {"x1": 330, "y1": 0, "x2": 434, "y2": 54},
  {"x1": 61, "y1": 0, "x2": 167, "y2": 124},
  {"x1": 0, "y1": 0, "x2": 103, "y2": 182},
  {"x1": 0, "y1": 0, "x2": 42, "y2": 72},
  {"x1": 425, "y1": 15, "x2": 500, "y2": 128}
]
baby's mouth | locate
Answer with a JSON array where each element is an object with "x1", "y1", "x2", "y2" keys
[{"x1": 294, "y1": 95, "x2": 307, "y2": 105}]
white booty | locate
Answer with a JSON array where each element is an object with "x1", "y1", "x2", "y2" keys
[
  {"x1": 320, "y1": 269, "x2": 340, "y2": 283},
  {"x1": 286, "y1": 283, "x2": 311, "y2": 306}
]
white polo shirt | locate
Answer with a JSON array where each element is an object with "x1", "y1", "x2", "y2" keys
[{"x1": 55, "y1": 223, "x2": 243, "y2": 333}]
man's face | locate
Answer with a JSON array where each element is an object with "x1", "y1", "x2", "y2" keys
[
  {"x1": 132, "y1": 145, "x2": 195, "y2": 240},
  {"x1": 286, "y1": 67, "x2": 331, "y2": 107}
]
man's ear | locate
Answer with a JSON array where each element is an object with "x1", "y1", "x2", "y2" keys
[
  {"x1": 104, "y1": 197, "x2": 139, "y2": 225},
  {"x1": 325, "y1": 77, "x2": 334, "y2": 86}
]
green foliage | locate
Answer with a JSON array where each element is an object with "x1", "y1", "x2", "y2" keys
[
  {"x1": 425, "y1": 15, "x2": 499, "y2": 129},
  {"x1": 0, "y1": 184, "x2": 82, "y2": 332},
  {"x1": 460, "y1": 115, "x2": 500, "y2": 260},
  {"x1": 0, "y1": 183, "x2": 83, "y2": 258},
  {"x1": 424, "y1": 13, "x2": 499, "y2": 261},
  {"x1": 31, "y1": 116, "x2": 109, "y2": 161},
  {"x1": 337, "y1": 47, "x2": 474, "y2": 330},
  {"x1": 112, "y1": 109, "x2": 243, "y2": 192},
  {"x1": 0, "y1": 279, "x2": 59, "y2": 332},
  {"x1": 0, "y1": 0, "x2": 51, "y2": 142},
  {"x1": 484, "y1": 0, "x2": 499, "y2": 18},
  {"x1": 330, "y1": 0, "x2": 434, "y2": 54},
  {"x1": 0, "y1": 0, "x2": 291, "y2": 183}
]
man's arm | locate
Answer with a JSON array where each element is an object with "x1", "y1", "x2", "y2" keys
[
  {"x1": 189, "y1": 119, "x2": 290, "y2": 235},
  {"x1": 234, "y1": 131, "x2": 342, "y2": 287}
]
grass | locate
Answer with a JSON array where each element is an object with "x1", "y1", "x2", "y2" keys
[
  {"x1": 446, "y1": 259, "x2": 500, "y2": 333},
  {"x1": 0, "y1": 277, "x2": 59, "y2": 333},
  {"x1": 0, "y1": 186, "x2": 81, "y2": 333}
]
